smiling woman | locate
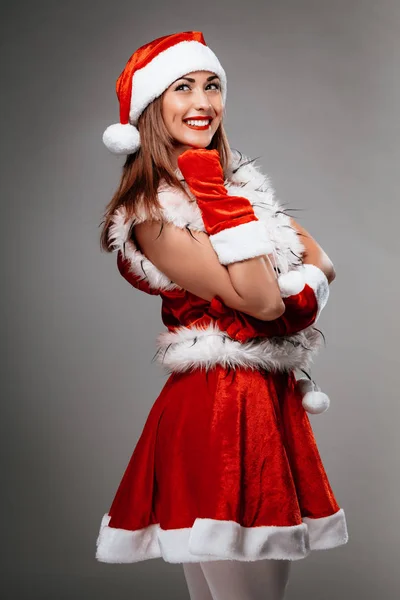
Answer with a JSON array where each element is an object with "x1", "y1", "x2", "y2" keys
[{"x1": 96, "y1": 30, "x2": 348, "y2": 600}]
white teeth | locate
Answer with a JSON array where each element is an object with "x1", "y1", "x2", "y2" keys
[{"x1": 185, "y1": 119, "x2": 211, "y2": 126}]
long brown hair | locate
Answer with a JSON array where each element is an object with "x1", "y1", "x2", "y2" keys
[{"x1": 99, "y1": 92, "x2": 232, "y2": 252}]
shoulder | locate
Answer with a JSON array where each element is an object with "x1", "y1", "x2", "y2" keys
[
  {"x1": 157, "y1": 180, "x2": 205, "y2": 231},
  {"x1": 107, "y1": 203, "x2": 148, "y2": 253},
  {"x1": 107, "y1": 183, "x2": 204, "y2": 252}
]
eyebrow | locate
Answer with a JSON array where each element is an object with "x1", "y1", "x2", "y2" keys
[{"x1": 173, "y1": 74, "x2": 220, "y2": 84}]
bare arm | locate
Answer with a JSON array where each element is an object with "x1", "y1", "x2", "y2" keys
[
  {"x1": 288, "y1": 217, "x2": 336, "y2": 284},
  {"x1": 134, "y1": 220, "x2": 285, "y2": 321}
]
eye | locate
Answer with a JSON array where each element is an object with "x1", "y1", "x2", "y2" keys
[{"x1": 174, "y1": 82, "x2": 221, "y2": 91}]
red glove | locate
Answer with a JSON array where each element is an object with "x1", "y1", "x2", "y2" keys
[
  {"x1": 177, "y1": 148, "x2": 274, "y2": 265},
  {"x1": 277, "y1": 263, "x2": 329, "y2": 323},
  {"x1": 209, "y1": 264, "x2": 329, "y2": 342},
  {"x1": 117, "y1": 248, "x2": 328, "y2": 342}
]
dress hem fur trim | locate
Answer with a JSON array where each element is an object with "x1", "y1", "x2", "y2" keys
[{"x1": 95, "y1": 508, "x2": 348, "y2": 564}]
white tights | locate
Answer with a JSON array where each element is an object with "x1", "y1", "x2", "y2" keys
[{"x1": 182, "y1": 559, "x2": 291, "y2": 600}]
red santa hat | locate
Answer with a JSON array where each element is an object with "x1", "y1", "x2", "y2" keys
[{"x1": 103, "y1": 31, "x2": 227, "y2": 155}]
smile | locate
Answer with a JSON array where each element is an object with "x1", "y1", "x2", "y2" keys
[{"x1": 183, "y1": 118, "x2": 212, "y2": 130}]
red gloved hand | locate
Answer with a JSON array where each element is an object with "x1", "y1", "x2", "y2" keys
[
  {"x1": 277, "y1": 263, "x2": 329, "y2": 323},
  {"x1": 209, "y1": 264, "x2": 329, "y2": 342},
  {"x1": 177, "y1": 148, "x2": 274, "y2": 265}
]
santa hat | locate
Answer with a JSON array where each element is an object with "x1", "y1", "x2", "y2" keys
[{"x1": 103, "y1": 31, "x2": 227, "y2": 155}]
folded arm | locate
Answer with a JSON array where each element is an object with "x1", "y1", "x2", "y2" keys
[
  {"x1": 288, "y1": 217, "x2": 336, "y2": 284},
  {"x1": 209, "y1": 263, "x2": 329, "y2": 342}
]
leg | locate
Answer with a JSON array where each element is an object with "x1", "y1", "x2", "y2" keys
[
  {"x1": 182, "y1": 562, "x2": 214, "y2": 600},
  {"x1": 199, "y1": 559, "x2": 292, "y2": 600}
]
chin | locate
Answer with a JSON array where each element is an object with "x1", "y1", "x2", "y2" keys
[
  {"x1": 188, "y1": 140, "x2": 211, "y2": 149},
  {"x1": 179, "y1": 135, "x2": 214, "y2": 149}
]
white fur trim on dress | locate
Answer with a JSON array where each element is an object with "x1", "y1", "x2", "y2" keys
[
  {"x1": 108, "y1": 204, "x2": 180, "y2": 292},
  {"x1": 107, "y1": 150, "x2": 306, "y2": 292},
  {"x1": 303, "y1": 509, "x2": 348, "y2": 550},
  {"x1": 130, "y1": 40, "x2": 227, "y2": 124},
  {"x1": 209, "y1": 219, "x2": 275, "y2": 265},
  {"x1": 96, "y1": 508, "x2": 348, "y2": 564},
  {"x1": 154, "y1": 321, "x2": 323, "y2": 374},
  {"x1": 107, "y1": 151, "x2": 322, "y2": 373}
]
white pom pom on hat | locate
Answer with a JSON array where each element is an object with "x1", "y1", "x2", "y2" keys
[
  {"x1": 103, "y1": 31, "x2": 227, "y2": 155},
  {"x1": 103, "y1": 123, "x2": 141, "y2": 155}
]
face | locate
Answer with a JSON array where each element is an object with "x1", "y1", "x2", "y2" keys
[{"x1": 161, "y1": 70, "x2": 224, "y2": 162}]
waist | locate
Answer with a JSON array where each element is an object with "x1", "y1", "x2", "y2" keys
[{"x1": 154, "y1": 321, "x2": 323, "y2": 374}]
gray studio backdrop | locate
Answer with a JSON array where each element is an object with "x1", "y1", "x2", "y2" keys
[{"x1": 2, "y1": 0, "x2": 399, "y2": 598}]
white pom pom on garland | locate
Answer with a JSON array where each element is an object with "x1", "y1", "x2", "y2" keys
[
  {"x1": 296, "y1": 377, "x2": 330, "y2": 415},
  {"x1": 277, "y1": 270, "x2": 306, "y2": 297},
  {"x1": 102, "y1": 123, "x2": 141, "y2": 155}
]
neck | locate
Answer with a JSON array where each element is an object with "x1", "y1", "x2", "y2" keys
[{"x1": 169, "y1": 144, "x2": 202, "y2": 170}]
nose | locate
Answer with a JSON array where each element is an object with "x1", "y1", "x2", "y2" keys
[{"x1": 192, "y1": 88, "x2": 213, "y2": 111}]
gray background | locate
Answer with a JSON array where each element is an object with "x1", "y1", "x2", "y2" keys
[{"x1": 2, "y1": 0, "x2": 399, "y2": 598}]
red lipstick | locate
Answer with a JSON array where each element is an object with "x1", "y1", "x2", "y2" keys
[{"x1": 183, "y1": 116, "x2": 213, "y2": 131}]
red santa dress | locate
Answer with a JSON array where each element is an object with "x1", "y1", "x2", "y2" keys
[{"x1": 95, "y1": 150, "x2": 348, "y2": 564}]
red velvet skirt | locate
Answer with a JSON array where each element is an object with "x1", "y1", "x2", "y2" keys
[{"x1": 96, "y1": 366, "x2": 348, "y2": 564}]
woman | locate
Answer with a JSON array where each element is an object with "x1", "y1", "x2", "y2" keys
[{"x1": 95, "y1": 30, "x2": 348, "y2": 600}]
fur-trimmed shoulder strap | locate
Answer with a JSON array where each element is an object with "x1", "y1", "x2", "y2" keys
[
  {"x1": 226, "y1": 149, "x2": 276, "y2": 196},
  {"x1": 107, "y1": 150, "x2": 304, "y2": 292},
  {"x1": 108, "y1": 149, "x2": 275, "y2": 249}
]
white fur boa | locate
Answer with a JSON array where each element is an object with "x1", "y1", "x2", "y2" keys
[{"x1": 108, "y1": 150, "x2": 325, "y2": 373}]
